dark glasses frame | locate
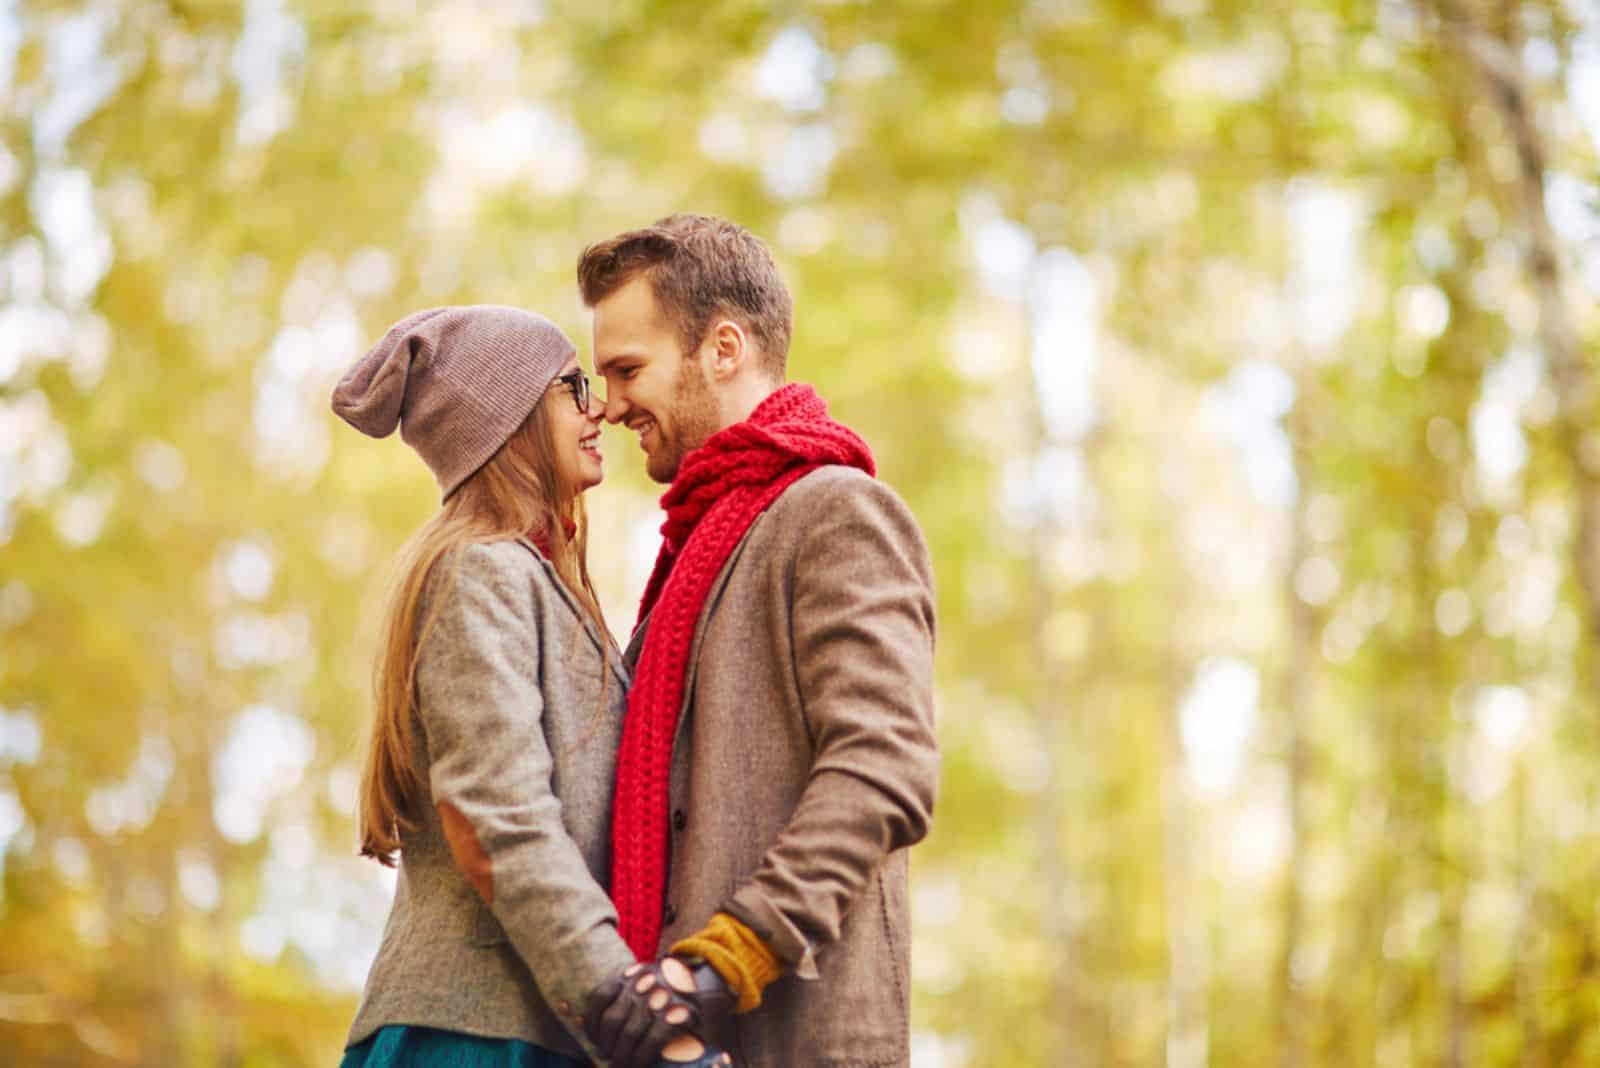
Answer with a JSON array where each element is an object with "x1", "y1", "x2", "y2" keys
[{"x1": 553, "y1": 370, "x2": 591, "y2": 414}]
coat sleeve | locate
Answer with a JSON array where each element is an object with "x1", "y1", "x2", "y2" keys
[
  {"x1": 723, "y1": 477, "x2": 939, "y2": 977},
  {"x1": 415, "y1": 544, "x2": 636, "y2": 1027}
]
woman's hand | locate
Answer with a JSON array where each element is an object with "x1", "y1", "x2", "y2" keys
[{"x1": 584, "y1": 957, "x2": 735, "y2": 1068}]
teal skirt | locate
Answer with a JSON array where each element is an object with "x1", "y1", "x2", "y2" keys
[{"x1": 341, "y1": 1026, "x2": 585, "y2": 1068}]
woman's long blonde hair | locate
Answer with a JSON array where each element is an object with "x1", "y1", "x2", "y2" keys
[{"x1": 358, "y1": 396, "x2": 607, "y2": 865}]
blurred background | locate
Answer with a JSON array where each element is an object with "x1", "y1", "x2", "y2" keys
[{"x1": 2, "y1": 0, "x2": 1599, "y2": 1064}]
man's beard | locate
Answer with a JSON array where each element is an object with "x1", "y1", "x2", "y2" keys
[{"x1": 648, "y1": 357, "x2": 722, "y2": 484}]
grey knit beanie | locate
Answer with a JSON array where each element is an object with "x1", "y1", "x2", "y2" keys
[{"x1": 332, "y1": 305, "x2": 576, "y2": 500}]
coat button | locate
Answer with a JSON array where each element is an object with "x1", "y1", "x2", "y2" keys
[
  {"x1": 664, "y1": 904, "x2": 678, "y2": 925},
  {"x1": 673, "y1": 809, "x2": 687, "y2": 831}
]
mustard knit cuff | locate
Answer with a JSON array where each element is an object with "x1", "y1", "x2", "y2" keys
[{"x1": 670, "y1": 912, "x2": 783, "y2": 1014}]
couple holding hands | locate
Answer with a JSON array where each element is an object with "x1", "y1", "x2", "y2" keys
[{"x1": 331, "y1": 214, "x2": 939, "y2": 1068}]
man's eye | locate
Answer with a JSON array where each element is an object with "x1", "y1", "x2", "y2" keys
[{"x1": 620, "y1": 367, "x2": 640, "y2": 380}]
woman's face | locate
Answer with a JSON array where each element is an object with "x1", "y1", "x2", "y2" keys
[{"x1": 546, "y1": 356, "x2": 606, "y2": 492}]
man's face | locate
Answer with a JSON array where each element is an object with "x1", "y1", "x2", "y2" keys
[{"x1": 593, "y1": 276, "x2": 722, "y2": 484}]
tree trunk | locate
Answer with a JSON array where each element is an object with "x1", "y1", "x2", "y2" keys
[
  {"x1": 1160, "y1": 486, "x2": 1208, "y2": 1068},
  {"x1": 1512, "y1": 767, "x2": 1545, "y2": 1068},
  {"x1": 1023, "y1": 268, "x2": 1089, "y2": 1066},
  {"x1": 1433, "y1": 0, "x2": 1600, "y2": 699},
  {"x1": 1274, "y1": 395, "x2": 1316, "y2": 1068}
]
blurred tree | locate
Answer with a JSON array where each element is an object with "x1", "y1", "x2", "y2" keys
[{"x1": 0, "y1": 1, "x2": 1597, "y2": 1066}]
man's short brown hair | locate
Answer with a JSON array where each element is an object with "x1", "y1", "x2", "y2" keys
[{"x1": 577, "y1": 214, "x2": 793, "y2": 376}]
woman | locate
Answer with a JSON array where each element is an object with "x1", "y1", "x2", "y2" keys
[{"x1": 331, "y1": 305, "x2": 727, "y2": 1068}]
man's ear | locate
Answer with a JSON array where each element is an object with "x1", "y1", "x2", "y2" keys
[{"x1": 707, "y1": 318, "x2": 749, "y2": 381}]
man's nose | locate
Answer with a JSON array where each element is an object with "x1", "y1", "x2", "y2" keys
[{"x1": 601, "y1": 390, "x2": 627, "y2": 425}]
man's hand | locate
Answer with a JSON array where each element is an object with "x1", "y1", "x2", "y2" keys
[{"x1": 584, "y1": 957, "x2": 736, "y2": 1068}]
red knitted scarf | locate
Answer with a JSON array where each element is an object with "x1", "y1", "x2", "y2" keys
[{"x1": 611, "y1": 383, "x2": 875, "y2": 959}]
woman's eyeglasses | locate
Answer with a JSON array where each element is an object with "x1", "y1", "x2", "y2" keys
[{"x1": 554, "y1": 370, "x2": 591, "y2": 414}]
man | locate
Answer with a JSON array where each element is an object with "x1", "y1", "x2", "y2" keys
[{"x1": 577, "y1": 215, "x2": 939, "y2": 1068}]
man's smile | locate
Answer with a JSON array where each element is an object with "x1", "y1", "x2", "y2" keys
[{"x1": 630, "y1": 417, "x2": 658, "y2": 449}]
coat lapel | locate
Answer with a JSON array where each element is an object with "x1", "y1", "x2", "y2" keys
[
  {"x1": 515, "y1": 537, "x2": 630, "y2": 690},
  {"x1": 673, "y1": 514, "x2": 765, "y2": 744},
  {"x1": 623, "y1": 506, "x2": 773, "y2": 744},
  {"x1": 624, "y1": 610, "x2": 651, "y2": 673}
]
